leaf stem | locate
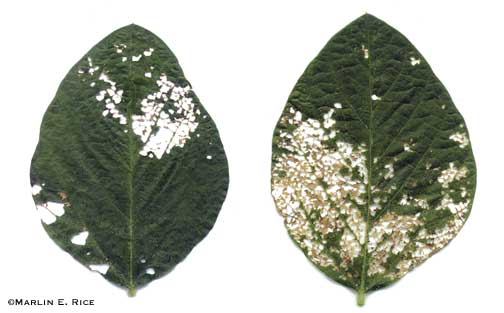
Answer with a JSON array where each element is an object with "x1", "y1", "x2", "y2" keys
[
  {"x1": 128, "y1": 286, "x2": 137, "y2": 297},
  {"x1": 357, "y1": 288, "x2": 365, "y2": 306}
]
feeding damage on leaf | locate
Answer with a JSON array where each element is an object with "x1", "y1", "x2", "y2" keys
[
  {"x1": 78, "y1": 44, "x2": 200, "y2": 159},
  {"x1": 31, "y1": 24, "x2": 229, "y2": 295},
  {"x1": 271, "y1": 14, "x2": 476, "y2": 305}
]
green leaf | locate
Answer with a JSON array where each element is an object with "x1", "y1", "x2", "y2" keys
[
  {"x1": 30, "y1": 25, "x2": 229, "y2": 296},
  {"x1": 271, "y1": 14, "x2": 476, "y2": 305}
]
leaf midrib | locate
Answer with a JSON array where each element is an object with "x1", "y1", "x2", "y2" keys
[
  {"x1": 357, "y1": 27, "x2": 374, "y2": 305},
  {"x1": 126, "y1": 27, "x2": 137, "y2": 296}
]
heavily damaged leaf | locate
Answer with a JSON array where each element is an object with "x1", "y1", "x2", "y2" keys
[
  {"x1": 271, "y1": 14, "x2": 476, "y2": 305},
  {"x1": 31, "y1": 25, "x2": 229, "y2": 295}
]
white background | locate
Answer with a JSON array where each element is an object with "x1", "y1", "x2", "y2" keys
[{"x1": 1, "y1": 0, "x2": 503, "y2": 312}]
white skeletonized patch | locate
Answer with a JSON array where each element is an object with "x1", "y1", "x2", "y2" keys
[
  {"x1": 398, "y1": 194, "x2": 428, "y2": 209},
  {"x1": 36, "y1": 202, "x2": 65, "y2": 224},
  {"x1": 272, "y1": 107, "x2": 368, "y2": 270},
  {"x1": 86, "y1": 57, "x2": 99, "y2": 75},
  {"x1": 400, "y1": 202, "x2": 469, "y2": 277},
  {"x1": 437, "y1": 162, "x2": 468, "y2": 188},
  {"x1": 362, "y1": 45, "x2": 369, "y2": 59},
  {"x1": 410, "y1": 57, "x2": 421, "y2": 66},
  {"x1": 32, "y1": 184, "x2": 42, "y2": 196},
  {"x1": 323, "y1": 108, "x2": 336, "y2": 129},
  {"x1": 384, "y1": 162, "x2": 394, "y2": 179},
  {"x1": 71, "y1": 231, "x2": 89, "y2": 245},
  {"x1": 89, "y1": 264, "x2": 109, "y2": 275},
  {"x1": 96, "y1": 73, "x2": 127, "y2": 125},
  {"x1": 143, "y1": 48, "x2": 154, "y2": 56},
  {"x1": 146, "y1": 268, "x2": 155, "y2": 275},
  {"x1": 390, "y1": 164, "x2": 471, "y2": 278},
  {"x1": 46, "y1": 202, "x2": 65, "y2": 216},
  {"x1": 272, "y1": 106, "x2": 473, "y2": 282},
  {"x1": 369, "y1": 197, "x2": 383, "y2": 216},
  {"x1": 132, "y1": 74, "x2": 200, "y2": 159},
  {"x1": 36, "y1": 204, "x2": 57, "y2": 224},
  {"x1": 367, "y1": 212, "x2": 421, "y2": 275},
  {"x1": 87, "y1": 48, "x2": 200, "y2": 159},
  {"x1": 449, "y1": 132, "x2": 469, "y2": 148},
  {"x1": 371, "y1": 94, "x2": 381, "y2": 101},
  {"x1": 114, "y1": 43, "x2": 127, "y2": 54}
]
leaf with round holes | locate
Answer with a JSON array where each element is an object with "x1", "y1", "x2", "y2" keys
[
  {"x1": 271, "y1": 14, "x2": 476, "y2": 305},
  {"x1": 30, "y1": 25, "x2": 229, "y2": 296}
]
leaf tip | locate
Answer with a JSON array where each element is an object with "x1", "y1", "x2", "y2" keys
[
  {"x1": 121, "y1": 23, "x2": 149, "y2": 34},
  {"x1": 360, "y1": 12, "x2": 379, "y2": 20}
]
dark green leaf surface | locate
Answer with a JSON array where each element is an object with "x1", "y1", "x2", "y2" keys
[
  {"x1": 271, "y1": 14, "x2": 476, "y2": 305},
  {"x1": 30, "y1": 25, "x2": 229, "y2": 295}
]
